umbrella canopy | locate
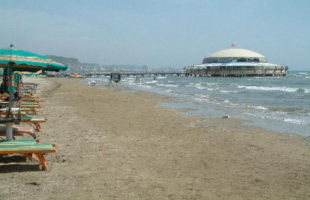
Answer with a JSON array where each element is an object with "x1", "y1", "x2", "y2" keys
[
  {"x1": 0, "y1": 45, "x2": 68, "y2": 140},
  {"x1": 0, "y1": 46, "x2": 68, "y2": 72}
]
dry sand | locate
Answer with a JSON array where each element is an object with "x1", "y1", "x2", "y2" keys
[{"x1": 0, "y1": 77, "x2": 310, "y2": 200}]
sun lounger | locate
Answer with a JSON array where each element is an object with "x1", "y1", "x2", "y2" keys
[
  {"x1": 0, "y1": 111, "x2": 27, "y2": 116},
  {"x1": 0, "y1": 132, "x2": 24, "y2": 139},
  {"x1": 0, "y1": 126, "x2": 36, "y2": 139},
  {"x1": 17, "y1": 117, "x2": 47, "y2": 132},
  {"x1": 0, "y1": 117, "x2": 47, "y2": 132},
  {"x1": 19, "y1": 104, "x2": 40, "y2": 115},
  {"x1": 20, "y1": 102, "x2": 41, "y2": 107},
  {"x1": 20, "y1": 98, "x2": 44, "y2": 102},
  {"x1": 0, "y1": 139, "x2": 56, "y2": 170},
  {"x1": 0, "y1": 108, "x2": 32, "y2": 115}
]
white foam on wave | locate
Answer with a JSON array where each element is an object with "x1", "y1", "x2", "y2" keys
[
  {"x1": 220, "y1": 90, "x2": 238, "y2": 93},
  {"x1": 304, "y1": 89, "x2": 310, "y2": 93},
  {"x1": 194, "y1": 97, "x2": 209, "y2": 102},
  {"x1": 254, "y1": 106, "x2": 268, "y2": 110},
  {"x1": 238, "y1": 86, "x2": 299, "y2": 93},
  {"x1": 145, "y1": 81, "x2": 158, "y2": 84},
  {"x1": 194, "y1": 94, "x2": 210, "y2": 102},
  {"x1": 245, "y1": 112, "x2": 307, "y2": 125},
  {"x1": 165, "y1": 84, "x2": 179, "y2": 87},
  {"x1": 283, "y1": 118, "x2": 306, "y2": 125},
  {"x1": 196, "y1": 86, "x2": 207, "y2": 90},
  {"x1": 138, "y1": 84, "x2": 152, "y2": 89},
  {"x1": 195, "y1": 94, "x2": 210, "y2": 98}
]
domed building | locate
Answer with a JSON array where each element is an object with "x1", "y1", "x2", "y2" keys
[{"x1": 184, "y1": 48, "x2": 288, "y2": 77}]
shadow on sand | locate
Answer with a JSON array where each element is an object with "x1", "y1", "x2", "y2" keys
[{"x1": 0, "y1": 155, "x2": 41, "y2": 172}]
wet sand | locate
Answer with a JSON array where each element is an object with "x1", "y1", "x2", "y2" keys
[{"x1": 0, "y1": 77, "x2": 310, "y2": 200}]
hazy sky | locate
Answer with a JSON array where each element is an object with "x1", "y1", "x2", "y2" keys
[{"x1": 1, "y1": 0, "x2": 309, "y2": 70}]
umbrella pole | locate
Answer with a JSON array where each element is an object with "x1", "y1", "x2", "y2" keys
[
  {"x1": 8, "y1": 68, "x2": 13, "y2": 108},
  {"x1": 16, "y1": 74, "x2": 20, "y2": 94},
  {"x1": 6, "y1": 67, "x2": 14, "y2": 140}
]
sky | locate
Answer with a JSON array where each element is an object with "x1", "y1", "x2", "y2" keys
[{"x1": 0, "y1": 0, "x2": 310, "y2": 70}]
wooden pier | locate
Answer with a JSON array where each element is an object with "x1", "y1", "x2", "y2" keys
[
  {"x1": 85, "y1": 68, "x2": 288, "y2": 78},
  {"x1": 85, "y1": 71, "x2": 186, "y2": 78}
]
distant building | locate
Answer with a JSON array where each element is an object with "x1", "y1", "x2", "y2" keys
[{"x1": 184, "y1": 48, "x2": 288, "y2": 77}]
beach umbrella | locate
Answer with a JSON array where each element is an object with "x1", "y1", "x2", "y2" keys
[{"x1": 0, "y1": 45, "x2": 68, "y2": 140}]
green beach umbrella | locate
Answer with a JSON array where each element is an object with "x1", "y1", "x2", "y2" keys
[
  {"x1": 0, "y1": 44, "x2": 68, "y2": 140},
  {"x1": 0, "y1": 45, "x2": 68, "y2": 72}
]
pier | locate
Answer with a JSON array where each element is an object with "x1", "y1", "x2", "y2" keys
[
  {"x1": 85, "y1": 68, "x2": 287, "y2": 78},
  {"x1": 85, "y1": 71, "x2": 186, "y2": 78}
]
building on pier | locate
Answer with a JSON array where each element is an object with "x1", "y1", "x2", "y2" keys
[{"x1": 184, "y1": 48, "x2": 288, "y2": 77}]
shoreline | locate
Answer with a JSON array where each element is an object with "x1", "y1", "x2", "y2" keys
[
  {"x1": 99, "y1": 78, "x2": 310, "y2": 139},
  {"x1": 111, "y1": 75, "x2": 310, "y2": 137},
  {"x1": 1, "y1": 76, "x2": 310, "y2": 200}
]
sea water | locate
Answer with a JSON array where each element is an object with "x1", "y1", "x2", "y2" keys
[{"x1": 85, "y1": 71, "x2": 310, "y2": 137}]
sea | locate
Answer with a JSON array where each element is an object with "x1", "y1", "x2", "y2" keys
[{"x1": 84, "y1": 71, "x2": 310, "y2": 137}]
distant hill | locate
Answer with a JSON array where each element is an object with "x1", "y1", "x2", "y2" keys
[
  {"x1": 46, "y1": 55, "x2": 147, "y2": 74},
  {"x1": 46, "y1": 55, "x2": 80, "y2": 67}
]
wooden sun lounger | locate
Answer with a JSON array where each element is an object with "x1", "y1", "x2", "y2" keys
[
  {"x1": 0, "y1": 133, "x2": 24, "y2": 139},
  {"x1": 20, "y1": 98, "x2": 44, "y2": 102},
  {"x1": 0, "y1": 132, "x2": 36, "y2": 139},
  {"x1": 19, "y1": 95, "x2": 39, "y2": 98},
  {"x1": 0, "y1": 140, "x2": 56, "y2": 170},
  {"x1": 19, "y1": 104, "x2": 41, "y2": 115},
  {"x1": 20, "y1": 102, "x2": 41, "y2": 107},
  {"x1": 0, "y1": 117, "x2": 47, "y2": 132},
  {"x1": 18, "y1": 117, "x2": 47, "y2": 132},
  {"x1": 0, "y1": 111, "x2": 27, "y2": 116},
  {"x1": 1, "y1": 101, "x2": 41, "y2": 107}
]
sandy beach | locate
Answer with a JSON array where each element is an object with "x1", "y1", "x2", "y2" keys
[{"x1": 1, "y1": 76, "x2": 310, "y2": 200}]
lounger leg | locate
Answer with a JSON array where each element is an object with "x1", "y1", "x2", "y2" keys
[
  {"x1": 33, "y1": 122, "x2": 42, "y2": 131},
  {"x1": 36, "y1": 153, "x2": 48, "y2": 170},
  {"x1": 23, "y1": 153, "x2": 35, "y2": 160},
  {"x1": 31, "y1": 108, "x2": 37, "y2": 115}
]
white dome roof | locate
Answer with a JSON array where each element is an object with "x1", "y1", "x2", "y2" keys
[{"x1": 208, "y1": 48, "x2": 265, "y2": 58}]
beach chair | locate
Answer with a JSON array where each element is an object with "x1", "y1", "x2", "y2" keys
[
  {"x1": 0, "y1": 132, "x2": 24, "y2": 139},
  {"x1": 0, "y1": 139, "x2": 56, "y2": 170},
  {"x1": 20, "y1": 101, "x2": 41, "y2": 108},
  {"x1": 20, "y1": 97, "x2": 44, "y2": 102},
  {"x1": 0, "y1": 117, "x2": 47, "y2": 132},
  {"x1": 0, "y1": 110, "x2": 28, "y2": 117},
  {"x1": 19, "y1": 104, "x2": 41, "y2": 115},
  {"x1": 16, "y1": 116, "x2": 47, "y2": 132},
  {"x1": 0, "y1": 108, "x2": 32, "y2": 115},
  {"x1": 0, "y1": 127, "x2": 37, "y2": 140}
]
